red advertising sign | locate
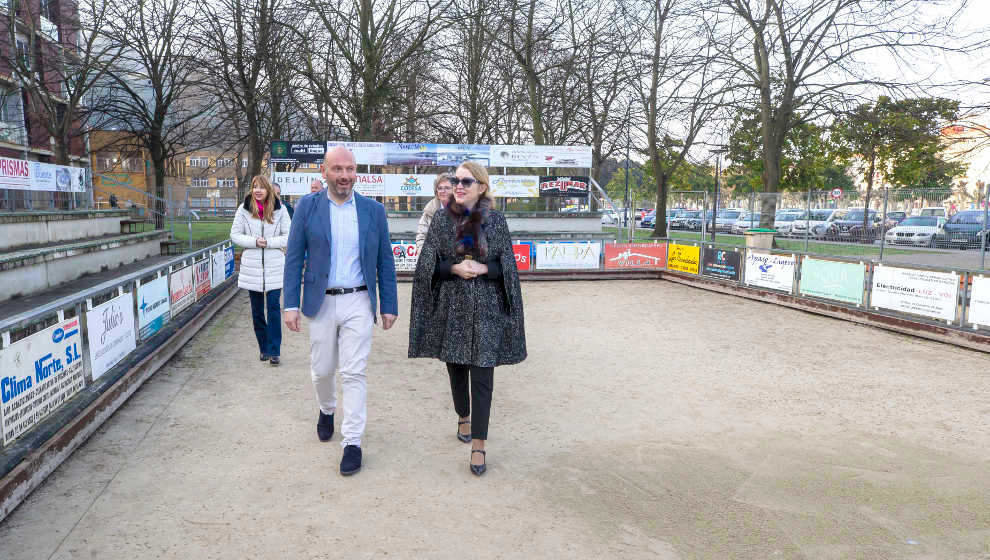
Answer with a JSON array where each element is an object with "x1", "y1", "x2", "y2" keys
[
  {"x1": 604, "y1": 243, "x2": 667, "y2": 270},
  {"x1": 512, "y1": 244, "x2": 531, "y2": 271}
]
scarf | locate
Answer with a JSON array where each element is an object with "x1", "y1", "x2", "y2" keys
[
  {"x1": 255, "y1": 200, "x2": 265, "y2": 217},
  {"x1": 446, "y1": 197, "x2": 491, "y2": 260}
]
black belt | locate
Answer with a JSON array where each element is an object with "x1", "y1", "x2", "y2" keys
[{"x1": 326, "y1": 285, "x2": 367, "y2": 296}]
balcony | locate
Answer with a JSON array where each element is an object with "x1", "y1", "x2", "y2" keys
[{"x1": 0, "y1": 122, "x2": 27, "y2": 145}]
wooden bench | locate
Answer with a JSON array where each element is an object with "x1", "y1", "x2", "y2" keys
[
  {"x1": 120, "y1": 219, "x2": 149, "y2": 234},
  {"x1": 160, "y1": 240, "x2": 183, "y2": 255}
]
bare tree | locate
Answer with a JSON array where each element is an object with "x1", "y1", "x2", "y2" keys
[
  {"x1": 98, "y1": 0, "x2": 218, "y2": 228},
  {"x1": 707, "y1": 0, "x2": 984, "y2": 227}
]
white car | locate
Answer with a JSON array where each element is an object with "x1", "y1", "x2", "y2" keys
[
  {"x1": 773, "y1": 210, "x2": 803, "y2": 236},
  {"x1": 884, "y1": 216, "x2": 946, "y2": 247},
  {"x1": 730, "y1": 212, "x2": 761, "y2": 234},
  {"x1": 791, "y1": 208, "x2": 843, "y2": 238}
]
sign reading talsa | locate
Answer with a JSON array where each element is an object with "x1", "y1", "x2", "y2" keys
[
  {"x1": 535, "y1": 242, "x2": 600, "y2": 270},
  {"x1": 871, "y1": 265, "x2": 959, "y2": 322},
  {"x1": 86, "y1": 292, "x2": 137, "y2": 381},
  {"x1": 0, "y1": 317, "x2": 86, "y2": 446}
]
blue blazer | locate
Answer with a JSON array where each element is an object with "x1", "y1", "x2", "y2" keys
[{"x1": 283, "y1": 190, "x2": 398, "y2": 319}]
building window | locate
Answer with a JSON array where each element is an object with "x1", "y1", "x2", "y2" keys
[
  {"x1": 96, "y1": 153, "x2": 116, "y2": 171},
  {"x1": 216, "y1": 158, "x2": 234, "y2": 168},
  {"x1": 190, "y1": 198, "x2": 210, "y2": 207},
  {"x1": 241, "y1": 158, "x2": 248, "y2": 168},
  {"x1": 189, "y1": 157, "x2": 209, "y2": 167},
  {"x1": 191, "y1": 177, "x2": 209, "y2": 187},
  {"x1": 216, "y1": 178, "x2": 236, "y2": 188},
  {"x1": 15, "y1": 37, "x2": 31, "y2": 71},
  {"x1": 220, "y1": 198, "x2": 237, "y2": 208},
  {"x1": 121, "y1": 155, "x2": 142, "y2": 172}
]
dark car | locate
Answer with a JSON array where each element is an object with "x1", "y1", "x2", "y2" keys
[
  {"x1": 670, "y1": 210, "x2": 699, "y2": 230},
  {"x1": 941, "y1": 210, "x2": 987, "y2": 249},
  {"x1": 885, "y1": 211, "x2": 907, "y2": 226},
  {"x1": 825, "y1": 209, "x2": 883, "y2": 242},
  {"x1": 640, "y1": 210, "x2": 657, "y2": 228}
]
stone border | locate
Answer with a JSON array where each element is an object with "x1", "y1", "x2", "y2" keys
[{"x1": 0, "y1": 231, "x2": 167, "y2": 268}]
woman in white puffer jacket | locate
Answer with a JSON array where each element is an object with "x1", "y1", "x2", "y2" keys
[{"x1": 230, "y1": 175, "x2": 292, "y2": 365}]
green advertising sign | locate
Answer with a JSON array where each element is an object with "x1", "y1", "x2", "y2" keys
[{"x1": 799, "y1": 257, "x2": 865, "y2": 306}]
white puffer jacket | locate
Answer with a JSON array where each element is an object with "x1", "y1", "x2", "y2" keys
[{"x1": 230, "y1": 195, "x2": 292, "y2": 292}]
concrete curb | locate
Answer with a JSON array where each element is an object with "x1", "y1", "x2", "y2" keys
[{"x1": 0, "y1": 278, "x2": 240, "y2": 522}]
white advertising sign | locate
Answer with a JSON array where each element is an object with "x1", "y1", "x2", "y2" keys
[
  {"x1": 271, "y1": 171, "x2": 323, "y2": 196},
  {"x1": 967, "y1": 275, "x2": 990, "y2": 328},
  {"x1": 327, "y1": 141, "x2": 387, "y2": 165},
  {"x1": 170, "y1": 265, "x2": 196, "y2": 317},
  {"x1": 0, "y1": 156, "x2": 31, "y2": 190},
  {"x1": 745, "y1": 252, "x2": 796, "y2": 293},
  {"x1": 0, "y1": 317, "x2": 86, "y2": 446},
  {"x1": 391, "y1": 242, "x2": 419, "y2": 272},
  {"x1": 211, "y1": 250, "x2": 226, "y2": 288},
  {"x1": 30, "y1": 162, "x2": 56, "y2": 191},
  {"x1": 137, "y1": 275, "x2": 170, "y2": 339},
  {"x1": 490, "y1": 145, "x2": 592, "y2": 168},
  {"x1": 871, "y1": 265, "x2": 959, "y2": 322},
  {"x1": 535, "y1": 241, "x2": 601, "y2": 270},
  {"x1": 385, "y1": 174, "x2": 436, "y2": 197},
  {"x1": 353, "y1": 173, "x2": 385, "y2": 197},
  {"x1": 489, "y1": 175, "x2": 539, "y2": 198},
  {"x1": 86, "y1": 293, "x2": 137, "y2": 381}
]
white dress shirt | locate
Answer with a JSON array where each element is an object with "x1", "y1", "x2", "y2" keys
[{"x1": 328, "y1": 192, "x2": 365, "y2": 289}]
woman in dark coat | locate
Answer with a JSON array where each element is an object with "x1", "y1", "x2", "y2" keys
[{"x1": 408, "y1": 161, "x2": 526, "y2": 476}]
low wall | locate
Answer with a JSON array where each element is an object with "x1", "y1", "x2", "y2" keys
[
  {"x1": 387, "y1": 211, "x2": 603, "y2": 235},
  {"x1": 0, "y1": 210, "x2": 131, "y2": 251},
  {"x1": 0, "y1": 232, "x2": 168, "y2": 302}
]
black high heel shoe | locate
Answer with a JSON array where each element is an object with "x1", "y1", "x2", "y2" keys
[
  {"x1": 457, "y1": 420, "x2": 472, "y2": 443},
  {"x1": 470, "y1": 449, "x2": 486, "y2": 476}
]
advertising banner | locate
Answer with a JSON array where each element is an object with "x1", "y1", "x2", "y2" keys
[
  {"x1": 211, "y1": 250, "x2": 226, "y2": 288},
  {"x1": 270, "y1": 140, "x2": 327, "y2": 163},
  {"x1": 604, "y1": 243, "x2": 667, "y2": 270},
  {"x1": 0, "y1": 156, "x2": 31, "y2": 190},
  {"x1": 385, "y1": 174, "x2": 436, "y2": 197},
  {"x1": 224, "y1": 247, "x2": 235, "y2": 278},
  {"x1": 353, "y1": 174, "x2": 385, "y2": 197},
  {"x1": 871, "y1": 265, "x2": 959, "y2": 322},
  {"x1": 170, "y1": 265, "x2": 196, "y2": 317},
  {"x1": 436, "y1": 144, "x2": 490, "y2": 166},
  {"x1": 194, "y1": 258, "x2": 211, "y2": 299},
  {"x1": 392, "y1": 242, "x2": 419, "y2": 272},
  {"x1": 535, "y1": 241, "x2": 600, "y2": 270},
  {"x1": 513, "y1": 243, "x2": 532, "y2": 271},
  {"x1": 0, "y1": 317, "x2": 85, "y2": 446},
  {"x1": 491, "y1": 145, "x2": 593, "y2": 168},
  {"x1": 30, "y1": 162, "x2": 56, "y2": 191},
  {"x1": 271, "y1": 171, "x2": 323, "y2": 196},
  {"x1": 385, "y1": 143, "x2": 438, "y2": 166},
  {"x1": 745, "y1": 252, "x2": 796, "y2": 293},
  {"x1": 86, "y1": 293, "x2": 137, "y2": 381},
  {"x1": 489, "y1": 175, "x2": 539, "y2": 198},
  {"x1": 667, "y1": 244, "x2": 700, "y2": 275},
  {"x1": 799, "y1": 258, "x2": 865, "y2": 306},
  {"x1": 326, "y1": 141, "x2": 387, "y2": 165},
  {"x1": 967, "y1": 275, "x2": 990, "y2": 328},
  {"x1": 137, "y1": 275, "x2": 170, "y2": 339},
  {"x1": 539, "y1": 176, "x2": 590, "y2": 198},
  {"x1": 702, "y1": 248, "x2": 741, "y2": 281}
]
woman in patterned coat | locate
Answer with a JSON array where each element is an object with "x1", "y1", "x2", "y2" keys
[{"x1": 408, "y1": 161, "x2": 527, "y2": 476}]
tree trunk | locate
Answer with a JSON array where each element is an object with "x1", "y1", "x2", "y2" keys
[
  {"x1": 654, "y1": 171, "x2": 668, "y2": 238},
  {"x1": 863, "y1": 151, "x2": 876, "y2": 231}
]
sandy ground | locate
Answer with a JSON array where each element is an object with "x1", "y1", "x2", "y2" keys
[{"x1": 0, "y1": 280, "x2": 988, "y2": 559}]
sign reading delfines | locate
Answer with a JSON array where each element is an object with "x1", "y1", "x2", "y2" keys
[
  {"x1": 538, "y1": 176, "x2": 590, "y2": 198},
  {"x1": 871, "y1": 264, "x2": 959, "y2": 322},
  {"x1": 86, "y1": 292, "x2": 137, "y2": 381},
  {"x1": 0, "y1": 317, "x2": 86, "y2": 446}
]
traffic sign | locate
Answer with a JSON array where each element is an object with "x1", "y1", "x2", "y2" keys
[{"x1": 830, "y1": 188, "x2": 843, "y2": 200}]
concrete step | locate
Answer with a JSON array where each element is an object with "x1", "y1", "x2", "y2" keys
[
  {"x1": 0, "y1": 231, "x2": 171, "y2": 303},
  {"x1": 0, "y1": 209, "x2": 132, "y2": 252}
]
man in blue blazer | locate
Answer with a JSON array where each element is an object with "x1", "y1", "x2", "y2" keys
[{"x1": 283, "y1": 146, "x2": 398, "y2": 476}]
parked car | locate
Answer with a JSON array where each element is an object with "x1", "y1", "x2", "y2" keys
[
  {"x1": 773, "y1": 210, "x2": 803, "y2": 236},
  {"x1": 790, "y1": 208, "x2": 843, "y2": 238},
  {"x1": 825, "y1": 208, "x2": 884, "y2": 242},
  {"x1": 885, "y1": 211, "x2": 907, "y2": 226},
  {"x1": 730, "y1": 212, "x2": 761, "y2": 234},
  {"x1": 670, "y1": 210, "x2": 697, "y2": 230},
  {"x1": 941, "y1": 210, "x2": 986, "y2": 249},
  {"x1": 685, "y1": 210, "x2": 711, "y2": 231},
  {"x1": 884, "y1": 216, "x2": 946, "y2": 247},
  {"x1": 601, "y1": 210, "x2": 620, "y2": 225},
  {"x1": 640, "y1": 210, "x2": 657, "y2": 228},
  {"x1": 920, "y1": 207, "x2": 947, "y2": 219},
  {"x1": 714, "y1": 209, "x2": 745, "y2": 232}
]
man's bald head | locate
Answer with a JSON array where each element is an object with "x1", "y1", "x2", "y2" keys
[{"x1": 321, "y1": 146, "x2": 358, "y2": 203}]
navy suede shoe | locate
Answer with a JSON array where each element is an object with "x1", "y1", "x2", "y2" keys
[
  {"x1": 317, "y1": 411, "x2": 334, "y2": 442},
  {"x1": 340, "y1": 445, "x2": 362, "y2": 476}
]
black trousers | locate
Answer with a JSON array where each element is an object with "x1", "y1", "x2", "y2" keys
[{"x1": 446, "y1": 363, "x2": 494, "y2": 440}]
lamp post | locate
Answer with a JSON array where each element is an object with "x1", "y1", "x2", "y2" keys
[{"x1": 710, "y1": 148, "x2": 727, "y2": 242}]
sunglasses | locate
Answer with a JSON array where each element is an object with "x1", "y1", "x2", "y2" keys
[{"x1": 451, "y1": 177, "x2": 480, "y2": 188}]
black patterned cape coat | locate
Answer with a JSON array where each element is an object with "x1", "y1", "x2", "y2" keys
[{"x1": 407, "y1": 208, "x2": 527, "y2": 367}]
